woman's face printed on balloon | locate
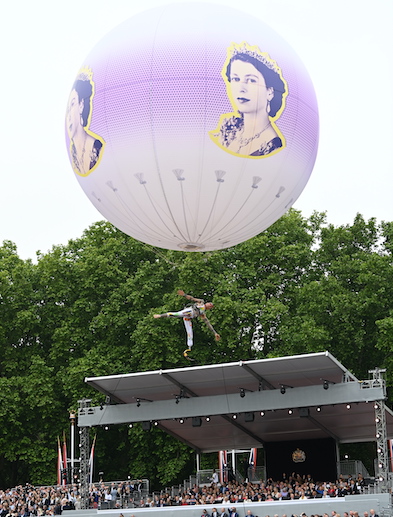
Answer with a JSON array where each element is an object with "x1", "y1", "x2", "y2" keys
[
  {"x1": 229, "y1": 59, "x2": 274, "y2": 115},
  {"x1": 67, "y1": 89, "x2": 83, "y2": 139}
]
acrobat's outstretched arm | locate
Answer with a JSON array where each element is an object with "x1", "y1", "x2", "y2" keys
[
  {"x1": 177, "y1": 289, "x2": 204, "y2": 303},
  {"x1": 200, "y1": 314, "x2": 221, "y2": 341}
]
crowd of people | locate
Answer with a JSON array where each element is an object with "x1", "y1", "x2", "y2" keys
[
  {"x1": 0, "y1": 473, "x2": 379, "y2": 517},
  {"x1": 137, "y1": 472, "x2": 370, "y2": 507}
]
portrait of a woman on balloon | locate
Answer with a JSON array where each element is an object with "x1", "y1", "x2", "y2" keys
[
  {"x1": 66, "y1": 68, "x2": 105, "y2": 177},
  {"x1": 210, "y1": 42, "x2": 288, "y2": 158}
]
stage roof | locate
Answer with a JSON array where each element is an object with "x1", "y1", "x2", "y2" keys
[{"x1": 81, "y1": 351, "x2": 393, "y2": 453}]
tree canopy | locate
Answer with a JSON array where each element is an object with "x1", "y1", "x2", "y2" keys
[{"x1": 0, "y1": 210, "x2": 392, "y2": 488}]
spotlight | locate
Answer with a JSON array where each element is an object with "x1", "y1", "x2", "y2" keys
[
  {"x1": 205, "y1": 416, "x2": 211, "y2": 422},
  {"x1": 346, "y1": 404, "x2": 351, "y2": 409},
  {"x1": 175, "y1": 395, "x2": 180, "y2": 404},
  {"x1": 179, "y1": 418, "x2": 184, "y2": 424},
  {"x1": 104, "y1": 425, "x2": 109, "y2": 431},
  {"x1": 316, "y1": 406, "x2": 322, "y2": 412},
  {"x1": 128, "y1": 423, "x2": 133, "y2": 428},
  {"x1": 288, "y1": 409, "x2": 293, "y2": 415},
  {"x1": 232, "y1": 414, "x2": 237, "y2": 419},
  {"x1": 322, "y1": 379, "x2": 335, "y2": 390},
  {"x1": 239, "y1": 387, "x2": 253, "y2": 397},
  {"x1": 260, "y1": 411, "x2": 265, "y2": 417},
  {"x1": 134, "y1": 396, "x2": 153, "y2": 407},
  {"x1": 280, "y1": 384, "x2": 293, "y2": 394},
  {"x1": 153, "y1": 421, "x2": 159, "y2": 426}
]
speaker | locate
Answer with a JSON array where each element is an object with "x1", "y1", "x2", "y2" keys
[
  {"x1": 245, "y1": 412, "x2": 255, "y2": 422},
  {"x1": 299, "y1": 408, "x2": 310, "y2": 418},
  {"x1": 192, "y1": 417, "x2": 202, "y2": 427},
  {"x1": 142, "y1": 421, "x2": 151, "y2": 431}
]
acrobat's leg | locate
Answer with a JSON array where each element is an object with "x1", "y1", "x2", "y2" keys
[
  {"x1": 183, "y1": 317, "x2": 194, "y2": 360},
  {"x1": 154, "y1": 310, "x2": 185, "y2": 319}
]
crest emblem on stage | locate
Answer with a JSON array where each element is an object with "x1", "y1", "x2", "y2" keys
[{"x1": 292, "y1": 448, "x2": 306, "y2": 463}]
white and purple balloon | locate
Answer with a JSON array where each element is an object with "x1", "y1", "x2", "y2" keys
[{"x1": 65, "y1": 3, "x2": 319, "y2": 251}]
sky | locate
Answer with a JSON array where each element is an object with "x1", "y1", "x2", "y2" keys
[{"x1": 1, "y1": 0, "x2": 392, "y2": 261}]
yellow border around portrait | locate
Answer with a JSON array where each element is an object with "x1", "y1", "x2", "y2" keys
[
  {"x1": 68, "y1": 66, "x2": 105, "y2": 177},
  {"x1": 209, "y1": 41, "x2": 289, "y2": 159}
]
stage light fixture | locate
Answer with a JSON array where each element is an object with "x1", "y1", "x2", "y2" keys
[
  {"x1": 316, "y1": 406, "x2": 322, "y2": 412},
  {"x1": 260, "y1": 411, "x2": 265, "y2": 417},
  {"x1": 279, "y1": 384, "x2": 293, "y2": 394},
  {"x1": 134, "y1": 396, "x2": 153, "y2": 407},
  {"x1": 179, "y1": 418, "x2": 184, "y2": 424},
  {"x1": 322, "y1": 378, "x2": 335, "y2": 390},
  {"x1": 232, "y1": 414, "x2": 237, "y2": 419},
  {"x1": 240, "y1": 388, "x2": 245, "y2": 398},
  {"x1": 346, "y1": 404, "x2": 351, "y2": 409},
  {"x1": 205, "y1": 416, "x2": 211, "y2": 422},
  {"x1": 288, "y1": 409, "x2": 293, "y2": 415}
]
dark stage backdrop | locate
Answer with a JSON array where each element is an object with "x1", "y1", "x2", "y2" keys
[{"x1": 265, "y1": 438, "x2": 337, "y2": 481}]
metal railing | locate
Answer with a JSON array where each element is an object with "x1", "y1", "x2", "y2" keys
[{"x1": 337, "y1": 460, "x2": 371, "y2": 479}]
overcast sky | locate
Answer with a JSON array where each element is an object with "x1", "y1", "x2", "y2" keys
[{"x1": 1, "y1": 0, "x2": 392, "y2": 261}]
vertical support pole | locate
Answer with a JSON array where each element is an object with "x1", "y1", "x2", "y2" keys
[{"x1": 70, "y1": 412, "x2": 76, "y2": 474}]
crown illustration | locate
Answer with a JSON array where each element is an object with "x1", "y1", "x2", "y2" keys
[
  {"x1": 75, "y1": 66, "x2": 93, "y2": 82},
  {"x1": 229, "y1": 42, "x2": 280, "y2": 73}
]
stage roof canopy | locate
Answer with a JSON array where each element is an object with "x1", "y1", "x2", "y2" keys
[{"x1": 80, "y1": 352, "x2": 393, "y2": 453}]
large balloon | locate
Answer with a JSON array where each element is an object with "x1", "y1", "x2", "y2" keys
[{"x1": 65, "y1": 3, "x2": 318, "y2": 251}]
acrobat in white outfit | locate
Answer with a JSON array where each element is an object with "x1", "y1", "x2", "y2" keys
[{"x1": 154, "y1": 290, "x2": 220, "y2": 359}]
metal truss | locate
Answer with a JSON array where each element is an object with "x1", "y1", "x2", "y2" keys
[
  {"x1": 78, "y1": 399, "x2": 91, "y2": 509},
  {"x1": 368, "y1": 369, "x2": 389, "y2": 491}
]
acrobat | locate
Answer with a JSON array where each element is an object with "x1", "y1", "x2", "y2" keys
[{"x1": 154, "y1": 290, "x2": 220, "y2": 360}]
